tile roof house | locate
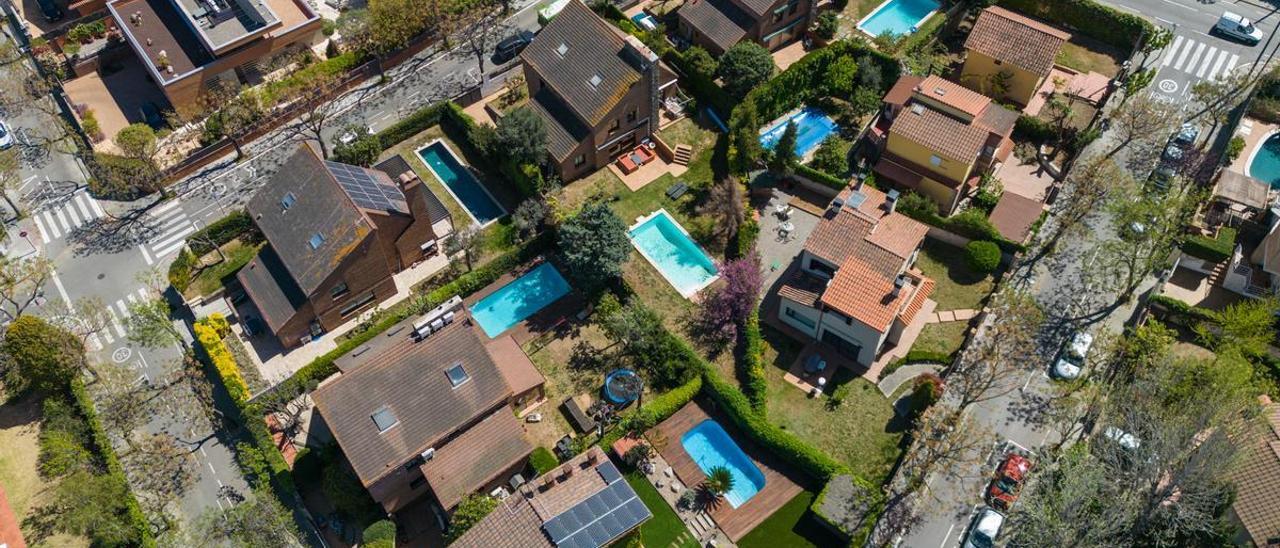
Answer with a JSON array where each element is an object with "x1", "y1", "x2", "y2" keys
[
  {"x1": 776, "y1": 183, "x2": 935, "y2": 366},
  {"x1": 960, "y1": 6, "x2": 1069, "y2": 105},
  {"x1": 520, "y1": 0, "x2": 679, "y2": 181},
  {"x1": 450, "y1": 447, "x2": 651, "y2": 548},
  {"x1": 1228, "y1": 396, "x2": 1280, "y2": 546},
  {"x1": 104, "y1": 0, "x2": 323, "y2": 108},
  {"x1": 676, "y1": 0, "x2": 812, "y2": 55},
  {"x1": 236, "y1": 143, "x2": 451, "y2": 349},
  {"x1": 870, "y1": 75, "x2": 1018, "y2": 215},
  {"x1": 311, "y1": 310, "x2": 546, "y2": 514}
]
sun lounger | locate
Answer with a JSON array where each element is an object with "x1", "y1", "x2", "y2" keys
[{"x1": 665, "y1": 181, "x2": 689, "y2": 200}]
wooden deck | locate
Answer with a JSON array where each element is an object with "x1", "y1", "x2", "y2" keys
[{"x1": 649, "y1": 400, "x2": 805, "y2": 541}]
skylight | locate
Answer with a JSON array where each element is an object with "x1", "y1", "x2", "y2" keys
[
  {"x1": 281, "y1": 192, "x2": 296, "y2": 210},
  {"x1": 309, "y1": 233, "x2": 326, "y2": 249},
  {"x1": 557, "y1": 43, "x2": 569, "y2": 56},
  {"x1": 446, "y1": 362, "x2": 470, "y2": 388},
  {"x1": 589, "y1": 73, "x2": 602, "y2": 88},
  {"x1": 371, "y1": 406, "x2": 398, "y2": 433}
]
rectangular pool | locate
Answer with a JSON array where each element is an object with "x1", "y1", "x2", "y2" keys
[
  {"x1": 469, "y1": 262, "x2": 571, "y2": 338},
  {"x1": 681, "y1": 419, "x2": 765, "y2": 508},
  {"x1": 415, "y1": 140, "x2": 505, "y2": 226},
  {"x1": 857, "y1": 0, "x2": 940, "y2": 37},
  {"x1": 627, "y1": 210, "x2": 719, "y2": 298},
  {"x1": 759, "y1": 107, "x2": 839, "y2": 159}
]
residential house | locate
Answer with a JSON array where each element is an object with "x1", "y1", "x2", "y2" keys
[
  {"x1": 450, "y1": 447, "x2": 652, "y2": 548},
  {"x1": 520, "y1": 0, "x2": 678, "y2": 181},
  {"x1": 676, "y1": 0, "x2": 811, "y2": 55},
  {"x1": 870, "y1": 74, "x2": 1018, "y2": 215},
  {"x1": 1227, "y1": 396, "x2": 1280, "y2": 546},
  {"x1": 311, "y1": 309, "x2": 546, "y2": 514},
  {"x1": 960, "y1": 6, "x2": 1069, "y2": 106},
  {"x1": 105, "y1": 0, "x2": 323, "y2": 108},
  {"x1": 236, "y1": 143, "x2": 452, "y2": 349},
  {"x1": 776, "y1": 184, "x2": 935, "y2": 366}
]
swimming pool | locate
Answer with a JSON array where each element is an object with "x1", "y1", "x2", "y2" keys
[
  {"x1": 469, "y1": 262, "x2": 571, "y2": 337},
  {"x1": 416, "y1": 140, "x2": 505, "y2": 226},
  {"x1": 857, "y1": 0, "x2": 940, "y2": 37},
  {"x1": 627, "y1": 210, "x2": 719, "y2": 298},
  {"x1": 681, "y1": 420, "x2": 765, "y2": 508},
  {"x1": 1248, "y1": 131, "x2": 1280, "y2": 188},
  {"x1": 759, "y1": 107, "x2": 839, "y2": 159}
]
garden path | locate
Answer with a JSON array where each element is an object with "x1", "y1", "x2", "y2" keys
[{"x1": 876, "y1": 363, "x2": 943, "y2": 398}]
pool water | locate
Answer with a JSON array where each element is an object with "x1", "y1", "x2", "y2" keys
[
  {"x1": 858, "y1": 0, "x2": 940, "y2": 37},
  {"x1": 1249, "y1": 133, "x2": 1280, "y2": 188},
  {"x1": 759, "y1": 107, "x2": 839, "y2": 159},
  {"x1": 469, "y1": 262, "x2": 571, "y2": 337},
  {"x1": 417, "y1": 141, "x2": 505, "y2": 225},
  {"x1": 681, "y1": 420, "x2": 765, "y2": 508},
  {"x1": 627, "y1": 210, "x2": 719, "y2": 298}
]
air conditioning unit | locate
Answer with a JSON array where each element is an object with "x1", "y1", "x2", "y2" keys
[{"x1": 421, "y1": 448, "x2": 436, "y2": 461}]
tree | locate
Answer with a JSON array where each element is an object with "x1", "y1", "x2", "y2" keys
[
  {"x1": 1121, "y1": 68, "x2": 1155, "y2": 104},
  {"x1": 810, "y1": 136, "x2": 848, "y2": 175},
  {"x1": 700, "y1": 177, "x2": 744, "y2": 248},
  {"x1": 332, "y1": 128, "x2": 383, "y2": 167},
  {"x1": 683, "y1": 46, "x2": 718, "y2": 76},
  {"x1": 2, "y1": 315, "x2": 86, "y2": 394},
  {"x1": 362, "y1": 520, "x2": 397, "y2": 548},
  {"x1": 729, "y1": 100, "x2": 764, "y2": 174},
  {"x1": 1102, "y1": 94, "x2": 1179, "y2": 161},
  {"x1": 454, "y1": 2, "x2": 508, "y2": 87},
  {"x1": 124, "y1": 433, "x2": 196, "y2": 500},
  {"x1": 946, "y1": 291, "x2": 1042, "y2": 413},
  {"x1": 115, "y1": 123, "x2": 157, "y2": 160},
  {"x1": 814, "y1": 11, "x2": 838, "y2": 40},
  {"x1": 1138, "y1": 27, "x2": 1174, "y2": 64},
  {"x1": 600, "y1": 301, "x2": 695, "y2": 388},
  {"x1": 0, "y1": 148, "x2": 23, "y2": 218},
  {"x1": 289, "y1": 68, "x2": 345, "y2": 159},
  {"x1": 691, "y1": 254, "x2": 762, "y2": 346},
  {"x1": 0, "y1": 255, "x2": 52, "y2": 323},
  {"x1": 445, "y1": 225, "x2": 481, "y2": 272},
  {"x1": 1038, "y1": 157, "x2": 1126, "y2": 256},
  {"x1": 558, "y1": 202, "x2": 630, "y2": 294},
  {"x1": 1198, "y1": 296, "x2": 1280, "y2": 356},
  {"x1": 126, "y1": 297, "x2": 182, "y2": 349},
  {"x1": 495, "y1": 106, "x2": 547, "y2": 166},
  {"x1": 1095, "y1": 179, "x2": 1200, "y2": 301},
  {"x1": 768, "y1": 121, "x2": 798, "y2": 175},
  {"x1": 511, "y1": 198, "x2": 549, "y2": 242},
  {"x1": 50, "y1": 470, "x2": 140, "y2": 546},
  {"x1": 702, "y1": 466, "x2": 734, "y2": 498},
  {"x1": 1190, "y1": 72, "x2": 1249, "y2": 148},
  {"x1": 823, "y1": 56, "x2": 858, "y2": 97},
  {"x1": 447, "y1": 494, "x2": 498, "y2": 543},
  {"x1": 362, "y1": 0, "x2": 431, "y2": 60},
  {"x1": 196, "y1": 489, "x2": 301, "y2": 547},
  {"x1": 717, "y1": 42, "x2": 774, "y2": 98}
]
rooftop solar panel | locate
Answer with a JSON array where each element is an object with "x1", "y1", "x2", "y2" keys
[
  {"x1": 543, "y1": 476, "x2": 652, "y2": 547},
  {"x1": 324, "y1": 161, "x2": 406, "y2": 213},
  {"x1": 596, "y1": 461, "x2": 622, "y2": 484}
]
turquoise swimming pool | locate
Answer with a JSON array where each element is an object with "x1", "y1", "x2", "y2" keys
[
  {"x1": 416, "y1": 141, "x2": 505, "y2": 226},
  {"x1": 681, "y1": 419, "x2": 765, "y2": 508},
  {"x1": 1249, "y1": 132, "x2": 1280, "y2": 188},
  {"x1": 857, "y1": 0, "x2": 940, "y2": 37},
  {"x1": 627, "y1": 210, "x2": 719, "y2": 298},
  {"x1": 759, "y1": 107, "x2": 839, "y2": 159},
  {"x1": 469, "y1": 262, "x2": 571, "y2": 338}
]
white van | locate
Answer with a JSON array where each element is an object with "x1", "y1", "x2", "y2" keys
[{"x1": 1215, "y1": 12, "x2": 1263, "y2": 45}]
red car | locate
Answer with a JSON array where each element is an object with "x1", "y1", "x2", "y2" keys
[{"x1": 985, "y1": 454, "x2": 1032, "y2": 511}]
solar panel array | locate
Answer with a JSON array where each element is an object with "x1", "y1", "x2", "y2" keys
[
  {"x1": 542, "y1": 462, "x2": 651, "y2": 548},
  {"x1": 325, "y1": 160, "x2": 405, "y2": 212}
]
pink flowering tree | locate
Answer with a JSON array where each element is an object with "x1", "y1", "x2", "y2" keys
[{"x1": 692, "y1": 253, "x2": 763, "y2": 347}]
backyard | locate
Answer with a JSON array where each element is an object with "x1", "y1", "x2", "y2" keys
[
  {"x1": 180, "y1": 239, "x2": 262, "y2": 300},
  {"x1": 913, "y1": 321, "x2": 969, "y2": 358},
  {"x1": 1054, "y1": 37, "x2": 1124, "y2": 78},
  {"x1": 0, "y1": 395, "x2": 90, "y2": 548},
  {"x1": 611, "y1": 471, "x2": 699, "y2": 548},
  {"x1": 914, "y1": 239, "x2": 1000, "y2": 311},
  {"x1": 738, "y1": 491, "x2": 843, "y2": 548}
]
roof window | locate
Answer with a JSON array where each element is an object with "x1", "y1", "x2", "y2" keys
[
  {"x1": 371, "y1": 406, "x2": 399, "y2": 432},
  {"x1": 557, "y1": 43, "x2": 569, "y2": 56},
  {"x1": 446, "y1": 362, "x2": 470, "y2": 388},
  {"x1": 281, "y1": 192, "x2": 296, "y2": 211},
  {"x1": 589, "y1": 73, "x2": 603, "y2": 88},
  {"x1": 910, "y1": 103, "x2": 926, "y2": 115},
  {"x1": 933, "y1": 86, "x2": 947, "y2": 96},
  {"x1": 309, "y1": 233, "x2": 326, "y2": 249}
]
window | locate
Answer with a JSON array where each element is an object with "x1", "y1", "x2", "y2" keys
[
  {"x1": 785, "y1": 306, "x2": 816, "y2": 329},
  {"x1": 308, "y1": 233, "x2": 326, "y2": 249},
  {"x1": 574, "y1": 155, "x2": 586, "y2": 167},
  {"x1": 330, "y1": 282, "x2": 349, "y2": 299},
  {"x1": 929, "y1": 155, "x2": 943, "y2": 167},
  {"x1": 410, "y1": 476, "x2": 427, "y2": 489},
  {"x1": 773, "y1": 10, "x2": 783, "y2": 22},
  {"x1": 609, "y1": 118, "x2": 620, "y2": 133},
  {"x1": 281, "y1": 192, "x2": 296, "y2": 210},
  {"x1": 371, "y1": 406, "x2": 398, "y2": 433},
  {"x1": 556, "y1": 43, "x2": 568, "y2": 56},
  {"x1": 808, "y1": 258, "x2": 836, "y2": 278},
  {"x1": 339, "y1": 291, "x2": 377, "y2": 317},
  {"x1": 626, "y1": 109, "x2": 637, "y2": 123},
  {"x1": 446, "y1": 362, "x2": 470, "y2": 388},
  {"x1": 589, "y1": 73, "x2": 603, "y2": 88}
]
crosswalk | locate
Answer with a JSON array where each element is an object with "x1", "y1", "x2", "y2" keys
[
  {"x1": 89, "y1": 287, "x2": 153, "y2": 350},
  {"x1": 141, "y1": 200, "x2": 197, "y2": 265},
  {"x1": 1160, "y1": 35, "x2": 1240, "y2": 83},
  {"x1": 31, "y1": 190, "x2": 105, "y2": 244}
]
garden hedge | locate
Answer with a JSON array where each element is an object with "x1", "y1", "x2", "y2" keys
[
  {"x1": 600, "y1": 375, "x2": 703, "y2": 450},
  {"x1": 362, "y1": 519, "x2": 396, "y2": 548},
  {"x1": 69, "y1": 379, "x2": 157, "y2": 548},
  {"x1": 188, "y1": 209, "x2": 262, "y2": 255},
  {"x1": 795, "y1": 163, "x2": 847, "y2": 192},
  {"x1": 810, "y1": 473, "x2": 882, "y2": 545},
  {"x1": 964, "y1": 241, "x2": 1002, "y2": 274},
  {"x1": 1182, "y1": 227, "x2": 1237, "y2": 263},
  {"x1": 1147, "y1": 294, "x2": 1213, "y2": 328},
  {"x1": 731, "y1": 217, "x2": 760, "y2": 260},
  {"x1": 1013, "y1": 115, "x2": 1055, "y2": 143},
  {"x1": 664, "y1": 49, "x2": 735, "y2": 117},
  {"x1": 740, "y1": 39, "x2": 899, "y2": 123},
  {"x1": 740, "y1": 310, "x2": 768, "y2": 414},
  {"x1": 995, "y1": 0, "x2": 1153, "y2": 52},
  {"x1": 376, "y1": 102, "x2": 447, "y2": 149},
  {"x1": 194, "y1": 317, "x2": 251, "y2": 405}
]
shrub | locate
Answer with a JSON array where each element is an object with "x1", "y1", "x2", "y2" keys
[
  {"x1": 323, "y1": 463, "x2": 381, "y2": 523},
  {"x1": 530, "y1": 446, "x2": 559, "y2": 475},
  {"x1": 447, "y1": 494, "x2": 498, "y2": 543},
  {"x1": 68, "y1": 380, "x2": 155, "y2": 547},
  {"x1": 1182, "y1": 227, "x2": 1237, "y2": 263},
  {"x1": 3, "y1": 316, "x2": 86, "y2": 394},
  {"x1": 332, "y1": 133, "x2": 383, "y2": 167},
  {"x1": 115, "y1": 123, "x2": 157, "y2": 158},
  {"x1": 964, "y1": 241, "x2": 1002, "y2": 274},
  {"x1": 828, "y1": 383, "x2": 851, "y2": 409},
  {"x1": 795, "y1": 163, "x2": 845, "y2": 191},
  {"x1": 321, "y1": 17, "x2": 337, "y2": 36},
  {"x1": 731, "y1": 217, "x2": 760, "y2": 260},
  {"x1": 186, "y1": 209, "x2": 262, "y2": 255},
  {"x1": 603, "y1": 375, "x2": 703, "y2": 449},
  {"x1": 1013, "y1": 114, "x2": 1055, "y2": 143},
  {"x1": 362, "y1": 520, "x2": 396, "y2": 548},
  {"x1": 740, "y1": 310, "x2": 768, "y2": 413},
  {"x1": 1227, "y1": 136, "x2": 1246, "y2": 162},
  {"x1": 376, "y1": 103, "x2": 445, "y2": 148},
  {"x1": 814, "y1": 12, "x2": 839, "y2": 40},
  {"x1": 810, "y1": 135, "x2": 849, "y2": 175},
  {"x1": 168, "y1": 247, "x2": 198, "y2": 292},
  {"x1": 909, "y1": 373, "x2": 943, "y2": 418},
  {"x1": 193, "y1": 320, "x2": 250, "y2": 404}
]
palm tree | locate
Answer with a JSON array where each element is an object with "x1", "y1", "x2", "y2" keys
[{"x1": 702, "y1": 466, "x2": 735, "y2": 498}]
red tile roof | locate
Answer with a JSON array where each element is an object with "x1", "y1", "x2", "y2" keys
[
  {"x1": 916, "y1": 75, "x2": 989, "y2": 119},
  {"x1": 890, "y1": 105, "x2": 989, "y2": 163},
  {"x1": 486, "y1": 335, "x2": 547, "y2": 397},
  {"x1": 989, "y1": 191, "x2": 1045, "y2": 243},
  {"x1": 965, "y1": 6, "x2": 1069, "y2": 77},
  {"x1": 899, "y1": 276, "x2": 934, "y2": 326},
  {"x1": 0, "y1": 486, "x2": 25, "y2": 548},
  {"x1": 420, "y1": 407, "x2": 532, "y2": 510}
]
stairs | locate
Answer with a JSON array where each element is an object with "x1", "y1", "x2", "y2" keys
[
  {"x1": 673, "y1": 144, "x2": 693, "y2": 166},
  {"x1": 686, "y1": 510, "x2": 717, "y2": 540},
  {"x1": 1207, "y1": 260, "x2": 1228, "y2": 287}
]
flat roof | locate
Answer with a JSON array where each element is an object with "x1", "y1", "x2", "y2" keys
[
  {"x1": 174, "y1": 0, "x2": 280, "y2": 53},
  {"x1": 110, "y1": 0, "x2": 215, "y2": 84}
]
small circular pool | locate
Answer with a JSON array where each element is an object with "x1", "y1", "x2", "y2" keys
[
  {"x1": 603, "y1": 369, "x2": 642, "y2": 405},
  {"x1": 1248, "y1": 131, "x2": 1280, "y2": 188}
]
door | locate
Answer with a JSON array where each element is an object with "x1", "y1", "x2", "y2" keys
[{"x1": 821, "y1": 329, "x2": 862, "y2": 360}]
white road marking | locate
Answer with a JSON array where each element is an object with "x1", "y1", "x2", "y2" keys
[
  {"x1": 1206, "y1": 49, "x2": 1228, "y2": 80},
  {"x1": 1194, "y1": 46, "x2": 1218, "y2": 78},
  {"x1": 1163, "y1": 35, "x2": 1184, "y2": 66},
  {"x1": 1174, "y1": 39, "x2": 1195, "y2": 70},
  {"x1": 32, "y1": 214, "x2": 50, "y2": 243},
  {"x1": 54, "y1": 206, "x2": 70, "y2": 232}
]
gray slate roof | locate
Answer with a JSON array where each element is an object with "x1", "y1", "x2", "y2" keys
[
  {"x1": 678, "y1": 0, "x2": 751, "y2": 52},
  {"x1": 529, "y1": 87, "x2": 592, "y2": 161},
  {"x1": 520, "y1": 0, "x2": 642, "y2": 128},
  {"x1": 236, "y1": 244, "x2": 306, "y2": 333},
  {"x1": 311, "y1": 317, "x2": 513, "y2": 486},
  {"x1": 374, "y1": 155, "x2": 452, "y2": 223}
]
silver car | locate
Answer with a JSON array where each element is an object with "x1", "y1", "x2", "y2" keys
[
  {"x1": 964, "y1": 508, "x2": 1005, "y2": 548},
  {"x1": 0, "y1": 121, "x2": 13, "y2": 150}
]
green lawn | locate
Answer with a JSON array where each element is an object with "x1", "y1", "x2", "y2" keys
[
  {"x1": 611, "y1": 470, "x2": 699, "y2": 548},
  {"x1": 657, "y1": 118, "x2": 718, "y2": 151},
  {"x1": 738, "y1": 491, "x2": 843, "y2": 548},
  {"x1": 761, "y1": 326, "x2": 906, "y2": 484},
  {"x1": 1055, "y1": 40, "x2": 1123, "y2": 78},
  {"x1": 182, "y1": 238, "x2": 261, "y2": 299},
  {"x1": 913, "y1": 321, "x2": 968, "y2": 358},
  {"x1": 914, "y1": 240, "x2": 999, "y2": 311}
]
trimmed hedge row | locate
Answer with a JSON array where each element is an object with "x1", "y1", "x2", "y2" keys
[
  {"x1": 702, "y1": 367, "x2": 847, "y2": 483},
  {"x1": 186, "y1": 210, "x2": 261, "y2": 256},
  {"x1": 731, "y1": 217, "x2": 760, "y2": 260},
  {"x1": 743, "y1": 40, "x2": 900, "y2": 123},
  {"x1": 69, "y1": 379, "x2": 157, "y2": 548},
  {"x1": 995, "y1": 0, "x2": 1153, "y2": 52},
  {"x1": 194, "y1": 317, "x2": 251, "y2": 405},
  {"x1": 600, "y1": 374, "x2": 703, "y2": 450},
  {"x1": 1147, "y1": 294, "x2": 1214, "y2": 328},
  {"x1": 741, "y1": 311, "x2": 768, "y2": 413},
  {"x1": 376, "y1": 102, "x2": 447, "y2": 149},
  {"x1": 795, "y1": 163, "x2": 847, "y2": 192},
  {"x1": 1182, "y1": 227, "x2": 1237, "y2": 263},
  {"x1": 810, "y1": 474, "x2": 882, "y2": 546}
]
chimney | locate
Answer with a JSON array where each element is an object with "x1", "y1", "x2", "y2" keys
[
  {"x1": 622, "y1": 35, "x2": 660, "y2": 136},
  {"x1": 891, "y1": 274, "x2": 906, "y2": 298},
  {"x1": 884, "y1": 189, "x2": 900, "y2": 215}
]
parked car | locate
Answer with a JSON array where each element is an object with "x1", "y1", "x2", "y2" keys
[
  {"x1": 35, "y1": 0, "x2": 64, "y2": 21},
  {"x1": 0, "y1": 121, "x2": 13, "y2": 150},
  {"x1": 139, "y1": 102, "x2": 165, "y2": 129},
  {"x1": 1215, "y1": 11, "x2": 1263, "y2": 45},
  {"x1": 336, "y1": 124, "x2": 373, "y2": 146},
  {"x1": 1148, "y1": 164, "x2": 1176, "y2": 191},
  {"x1": 1052, "y1": 332, "x2": 1093, "y2": 380},
  {"x1": 963, "y1": 508, "x2": 1005, "y2": 548},
  {"x1": 492, "y1": 30, "x2": 536, "y2": 64},
  {"x1": 1171, "y1": 123, "x2": 1200, "y2": 148},
  {"x1": 1103, "y1": 426, "x2": 1141, "y2": 451},
  {"x1": 986, "y1": 454, "x2": 1033, "y2": 511}
]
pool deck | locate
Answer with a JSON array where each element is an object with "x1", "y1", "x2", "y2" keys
[
  {"x1": 461, "y1": 258, "x2": 586, "y2": 345},
  {"x1": 1228, "y1": 117, "x2": 1278, "y2": 179},
  {"x1": 649, "y1": 400, "x2": 805, "y2": 541}
]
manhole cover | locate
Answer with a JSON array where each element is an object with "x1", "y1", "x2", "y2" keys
[
  {"x1": 1158, "y1": 79, "x2": 1178, "y2": 93},
  {"x1": 112, "y1": 347, "x2": 132, "y2": 363}
]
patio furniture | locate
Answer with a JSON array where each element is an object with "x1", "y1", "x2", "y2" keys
[
  {"x1": 525, "y1": 412, "x2": 542, "y2": 423},
  {"x1": 666, "y1": 181, "x2": 689, "y2": 200},
  {"x1": 804, "y1": 354, "x2": 827, "y2": 376},
  {"x1": 509, "y1": 473, "x2": 525, "y2": 491},
  {"x1": 563, "y1": 397, "x2": 597, "y2": 433},
  {"x1": 631, "y1": 145, "x2": 655, "y2": 165},
  {"x1": 774, "y1": 203, "x2": 792, "y2": 219},
  {"x1": 617, "y1": 154, "x2": 639, "y2": 174},
  {"x1": 555, "y1": 435, "x2": 574, "y2": 460}
]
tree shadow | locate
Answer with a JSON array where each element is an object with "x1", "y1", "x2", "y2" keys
[{"x1": 67, "y1": 208, "x2": 165, "y2": 257}]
